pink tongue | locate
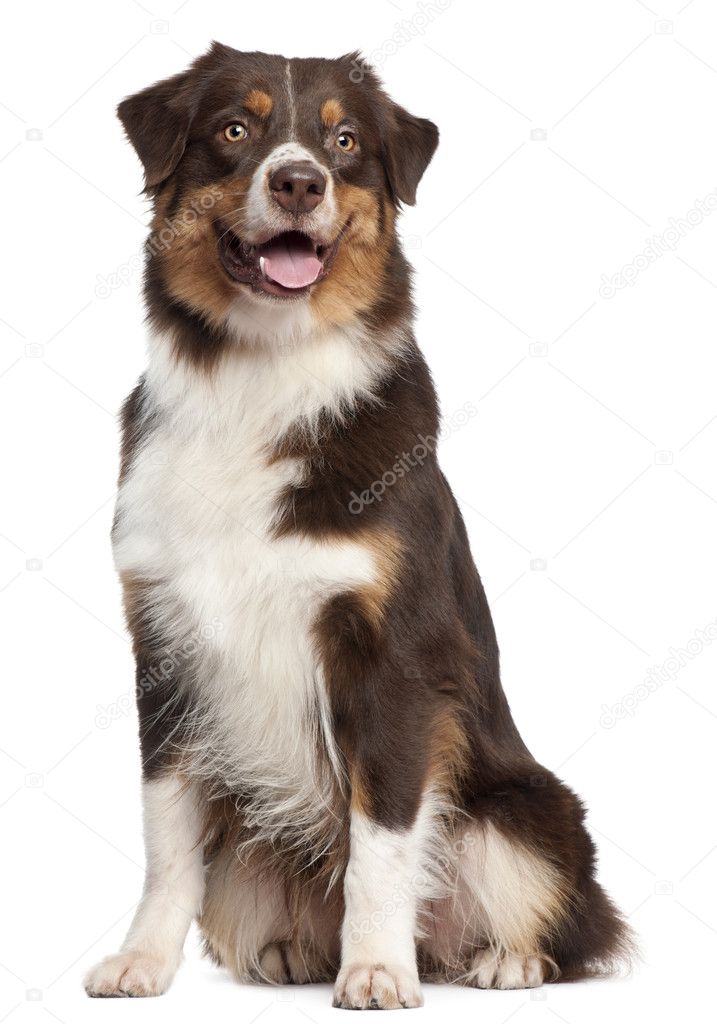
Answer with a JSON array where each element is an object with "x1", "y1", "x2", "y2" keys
[{"x1": 261, "y1": 235, "x2": 322, "y2": 289}]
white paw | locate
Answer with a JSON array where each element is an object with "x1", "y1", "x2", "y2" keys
[
  {"x1": 84, "y1": 951, "x2": 178, "y2": 997},
  {"x1": 333, "y1": 962, "x2": 423, "y2": 1009},
  {"x1": 471, "y1": 950, "x2": 544, "y2": 990}
]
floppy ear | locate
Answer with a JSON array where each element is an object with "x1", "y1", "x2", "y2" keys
[
  {"x1": 117, "y1": 69, "x2": 195, "y2": 191},
  {"x1": 382, "y1": 103, "x2": 439, "y2": 206}
]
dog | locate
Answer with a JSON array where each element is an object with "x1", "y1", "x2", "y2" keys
[{"x1": 84, "y1": 43, "x2": 632, "y2": 1007}]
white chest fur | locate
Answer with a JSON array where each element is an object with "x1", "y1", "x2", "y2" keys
[{"x1": 113, "y1": 328, "x2": 386, "y2": 850}]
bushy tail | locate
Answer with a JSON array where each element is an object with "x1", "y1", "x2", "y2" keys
[{"x1": 549, "y1": 874, "x2": 638, "y2": 981}]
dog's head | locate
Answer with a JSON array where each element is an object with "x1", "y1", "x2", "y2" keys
[{"x1": 119, "y1": 43, "x2": 438, "y2": 339}]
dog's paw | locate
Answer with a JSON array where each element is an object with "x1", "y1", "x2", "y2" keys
[
  {"x1": 470, "y1": 950, "x2": 544, "y2": 990},
  {"x1": 333, "y1": 962, "x2": 423, "y2": 1009},
  {"x1": 84, "y1": 951, "x2": 177, "y2": 997}
]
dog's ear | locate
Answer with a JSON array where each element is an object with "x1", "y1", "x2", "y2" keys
[
  {"x1": 381, "y1": 102, "x2": 439, "y2": 206},
  {"x1": 117, "y1": 69, "x2": 195, "y2": 191},
  {"x1": 117, "y1": 41, "x2": 237, "y2": 191}
]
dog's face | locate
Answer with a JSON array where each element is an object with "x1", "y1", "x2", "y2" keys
[{"x1": 119, "y1": 43, "x2": 438, "y2": 335}]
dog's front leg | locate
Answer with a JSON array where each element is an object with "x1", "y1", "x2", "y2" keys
[
  {"x1": 324, "y1": 603, "x2": 439, "y2": 1010},
  {"x1": 334, "y1": 801, "x2": 429, "y2": 1009},
  {"x1": 84, "y1": 773, "x2": 205, "y2": 997}
]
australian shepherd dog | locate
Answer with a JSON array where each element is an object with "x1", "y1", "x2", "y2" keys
[{"x1": 84, "y1": 43, "x2": 632, "y2": 1008}]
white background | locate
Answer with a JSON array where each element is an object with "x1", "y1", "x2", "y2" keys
[{"x1": 2, "y1": 0, "x2": 716, "y2": 1021}]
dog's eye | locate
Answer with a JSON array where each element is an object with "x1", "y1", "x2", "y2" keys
[
  {"x1": 336, "y1": 132, "x2": 356, "y2": 152},
  {"x1": 224, "y1": 123, "x2": 248, "y2": 143}
]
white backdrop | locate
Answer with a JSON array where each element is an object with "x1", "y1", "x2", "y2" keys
[{"x1": 2, "y1": 1, "x2": 716, "y2": 1021}]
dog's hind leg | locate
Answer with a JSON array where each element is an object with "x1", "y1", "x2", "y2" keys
[
  {"x1": 421, "y1": 775, "x2": 634, "y2": 988},
  {"x1": 200, "y1": 841, "x2": 290, "y2": 982},
  {"x1": 199, "y1": 836, "x2": 341, "y2": 985},
  {"x1": 456, "y1": 820, "x2": 564, "y2": 988}
]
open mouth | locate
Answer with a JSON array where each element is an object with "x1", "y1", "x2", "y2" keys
[{"x1": 216, "y1": 224, "x2": 337, "y2": 298}]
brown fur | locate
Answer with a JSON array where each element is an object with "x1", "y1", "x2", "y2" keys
[{"x1": 354, "y1": 528, "x2": 403, "y2": 628}]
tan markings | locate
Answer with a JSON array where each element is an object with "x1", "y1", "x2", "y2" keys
[
  {"x1": 354, "y1": 528, "x2": 403, "y2": 630},
  {"x1": 321, "y1": 98, "x2": 345, "y2": 128},
  {"x1": 349, "y1": 768, "x2": 371, "y2": 816},
  {"x1": 427, "y1": 708, "x2": 471, "y2": 801},
  {"x1": 311, "y1": 184, "x2": 394, "y2": 328},
  {"x1": 157, "y1": 176, "x2": 392, "y2": 343},
  {"x1": 245, "y1": 89, "x2": 273, "y2": 119},
  {"x1": 154, "y1": 179, "x2": 253, "y2": 337},
  {"x1": 271, "y1": 525, "x2": 403, "y2": 628},
  {"x1": 119, "y1": 572, "x2": 152, "y2": 653}
]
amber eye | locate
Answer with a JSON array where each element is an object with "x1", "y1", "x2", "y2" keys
[
  {"x1": 336, "y1": 131, "x2": 356, "y2": 152},
  {"x1": 224, "y1": 123, "x2": 248, "y2": 142}
]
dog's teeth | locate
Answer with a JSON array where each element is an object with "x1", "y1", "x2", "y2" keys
[{"x1": 259, "y1": 256, "x2": 267, "y2": 278}]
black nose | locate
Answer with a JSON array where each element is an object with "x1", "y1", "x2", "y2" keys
[{"x1": 268, "y1": 161, "x2": 326, "y2": 214}]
